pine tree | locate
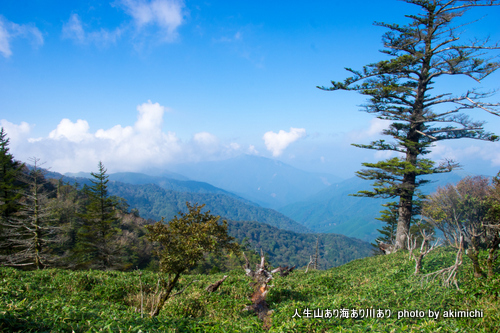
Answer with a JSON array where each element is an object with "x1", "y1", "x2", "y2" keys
[
  {"x1": 74, "y1": 161, "x2": 122, "y2": 269},
  {"x1": 319, "y1": 0, "x2": 500, "y2": 249}
]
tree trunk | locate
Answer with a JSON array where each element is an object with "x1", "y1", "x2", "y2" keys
[
  {"x1": 396, "y1": 191, "x2": 413, "y2": 250},
  {"x1": 150, "y1": 272, "x2": 181, "y2": 317},
  {"x1": 466, "y1": 250, "x2": 484, "y2": 278},
  {"x1": 486, "y1": 237, "x2": 499, "y2": 278}
]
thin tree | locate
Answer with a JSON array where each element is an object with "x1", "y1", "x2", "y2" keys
[{"x1": 318, "y1": 0, "x2": 500, "y2": 249}]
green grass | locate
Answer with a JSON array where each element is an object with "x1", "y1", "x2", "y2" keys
[{"x1": 1, "y1": 247, "x2": 499, "y2": 332}]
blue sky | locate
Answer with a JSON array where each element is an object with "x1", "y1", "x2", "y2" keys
[{"x1": 1, "y1": 0, "x2": 499, "y2": 179}]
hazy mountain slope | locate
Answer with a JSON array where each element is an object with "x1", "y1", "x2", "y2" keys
[
  {"x1": 227, "y1": 220, "x2": 372, "y2": 268},
  {"x1": 167, "y1": 154, "x2": 343, "y2": 209},
  {"x1": 63, "y1": 171, "x2": 257, "y2": 206},
  {"x1": 278, "y1": 171, "x2": 474, "y2": 242},
  {"x1": 66, "y1": 169, "x2": 188, "y2": 181},
  {"x1": 107, "y1": 182, "x2": 312, "y2": 234}
]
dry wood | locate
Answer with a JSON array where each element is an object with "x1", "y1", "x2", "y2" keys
[{"x1": 206, "y1": 275, "x2": 228, "y2": 292}]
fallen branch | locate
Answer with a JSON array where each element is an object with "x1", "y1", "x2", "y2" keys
[
  {"x1": 271, "y1": 265, "x2": 296, "y2": 277},
  {"x1": 206, "y1": 275, "x2": 228, "y2": 293},
  {"x1": 378, "y1": 241, "x2": 396, "y2": 255}
]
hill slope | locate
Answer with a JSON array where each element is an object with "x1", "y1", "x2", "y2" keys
[
  {"x1": 2, "y1": 247, "x2": 497, "y2": 332},
  {"x1": 227, "y1": 220, "x2": 372, "y2": 269}
]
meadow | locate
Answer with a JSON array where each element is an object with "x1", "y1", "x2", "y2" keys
[{"x1": 1, "y1": 247, "x2": 499, "y2": 332}]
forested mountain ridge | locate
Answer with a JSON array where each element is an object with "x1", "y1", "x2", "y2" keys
[
  {"x1": 44, "y1": 169, "x2": 313, "y2": 234},
  {"x1": 226, "y1": 220, "x2": 372, "y2": 269},
  {"x1": 106, "y1": 181, "x2": 312, "y2": 234}
]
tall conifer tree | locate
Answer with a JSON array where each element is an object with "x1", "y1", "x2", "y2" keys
[
  {"x1": 319, "y1": 0, "x2": 500, "y2": 249},
  {"x1": 75, "y1": 161, "x2": 121, "y2": 269}
]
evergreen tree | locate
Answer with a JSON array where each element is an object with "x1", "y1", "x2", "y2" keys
[
  {"x1": 319, "y1": 0, "x2": 500, "y2": 249},
  {"x1": 74, "y1": 161, "x2": 122, "y2": 269},
  {"x1": 0, "y1": 158, "x2": 59, "y2": 269},
  {"x1": 0, "y1": 128, "x2": 25, "y2": 257},
  {"x1": 49, "y1": 179, "x2": 85, "y2": 266}
]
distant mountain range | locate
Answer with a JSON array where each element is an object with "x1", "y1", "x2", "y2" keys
[
  {"x1": 47, "y1": 155, "x2": 481, "y2": 243},
  {"x1": 278, "y1": 170, "x2": 475, "y2": 242},
  {"x1": 164, "y1": 155, "x2": 343, "y2": 209}
]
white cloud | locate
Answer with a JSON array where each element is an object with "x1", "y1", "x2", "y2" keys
[
  {"x1": 62, "y1": 14, "x2": 122, "y2": 46},
  {"x1": 428, "y1": 141, "x2": 500, "y2": 166},
  {"x1": 247, "y1": 145, "x2": 259, "y2": 155},
  {"x1": 229, "y1": 142, "x2": 240, "y2": 150},
  {"x1": 0, "y1": 16, "x2": 43, "y2": 58},
  {"x1": 48, "y1": 119, "x2": 93, "y2": 143},
  {"x1": 263, "y1": 127, "x2": 306, "y2": 157},
  {"x1": 0, "y1": 120, "x2": 32, "y2": 148},
  {"x1": 120, "y1": 0, "x2": 186, "y2": 41},
  {"x1": 193, "y1": 131, "x2": 218, "y2": 146},
  {"x1": 2, "y1": 101, "x2": 245, "y2": 173}
]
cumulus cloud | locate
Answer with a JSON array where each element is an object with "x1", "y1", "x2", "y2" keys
[
  {"x1": 120, "y1": 0, "x2": 186, "y2": 41},
  {"x1": 2, "y1": 101, "x2": 245, "y2": 173},
  {"x1": 48, "y1": 119, "x2": 93, "y2": 143},
  {"x1": 0, "y1": 16, "x2": 43, "y2": 58},
  {"x1": 62, "y1": 14, "x2": 122, "y2": 46},
  {"x1": 263, "y1": 127, "x2": 306, "y2": 157},
  {"x1": 0, "y1": 120, "x2": 32, "y2": 148},
  {"x1": 193, "y1": 131, "x2": 218, "y2": 146}
]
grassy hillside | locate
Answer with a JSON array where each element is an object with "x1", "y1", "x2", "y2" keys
[{"x1": 2, "y1": 247, "x2": 498, "y2": 332}]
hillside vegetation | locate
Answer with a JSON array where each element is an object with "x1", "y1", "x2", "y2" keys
[
  {"x1": 1, "y1": 247, "x2": 498, "y2": 332},
  {"x1": 227, "y1": 220, "x2": 371, "y2": 269}
]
